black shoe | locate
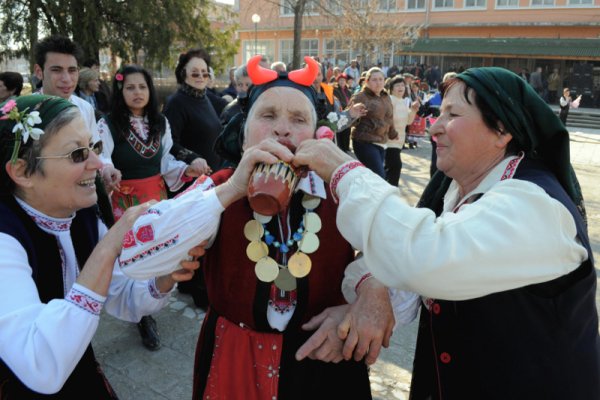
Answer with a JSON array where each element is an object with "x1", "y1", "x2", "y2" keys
[{"x1": 137, "y1": 315, "x2": 161, "y2": 351}]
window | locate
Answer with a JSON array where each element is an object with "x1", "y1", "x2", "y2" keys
[
  {"x1": 327, "y1": 0, "x2": 343, "y2": 14},
  {"x1": 325, "y1": 39, "x2": 352, "y2": 66},
  {"x1": 496, "y1": 0, "x2": 518, "y2": 7},
  {"x1": 464, "y1": 0, "x2": 485, "y2": 7},
  {"x1": 280, "y1": 39, "x2": 319, "y2": 65},
  {"x1": 243, "y1": 40, "x2": 275, "y2": 65},
  {"x1": 569, "y1": 0, "x2": 592, "y2": 4},
  {"x1": 531, "y1": 0, "x2": 553, "y2": 6},
  {"x1": 434, "y1": 0, "x2": 453, "y2": 8},
  {"x1": 281, "y1": 0, "x2": 319, "y2": 16},
  {"x1": 407, "y1": 0, "x2": 425, "y2": 9},
  {"x1": 379, "y1": 0, "x2": 397, "y2": 11}
]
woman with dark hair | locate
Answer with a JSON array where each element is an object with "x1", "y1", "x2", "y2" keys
[
  {"x1": 0, "y1": 94, "x2": 200, "y2": 398},
  {"x1": 97, "y1": 65, "x2": 203, "y2": 350},
  {"x1": 0, "y1": 71, "x2": 24, "y2": 102},
  {"x1": 163, "y1": 48, "x2": 223, "y2": 174}
]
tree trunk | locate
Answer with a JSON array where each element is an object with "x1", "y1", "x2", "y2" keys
[
  {"x1": 71, "y1": 0, "x2": 101, "y2": 64},
  {"x1": 28, "y1": 0, "x2": 40, "y2": 72},
  {"x1": 291, "y1": 0, "x2": 306, "y2": 70}
]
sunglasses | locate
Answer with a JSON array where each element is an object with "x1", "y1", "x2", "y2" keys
[
  {"x1": 190, "y1": 72, "x2": 210, "y2": 79},
  {"x1": 37, "y1": 141, "x2": 103, "y2": 163}
]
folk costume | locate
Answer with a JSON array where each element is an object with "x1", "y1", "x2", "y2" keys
[
  {"x1": 117, "y1": 56, "x2": 372, "y2": 399},
  {"x1": 98, "y1": 115, "x2": 189, "y2": 220},
  {"x1": 337, "y1": 68, "x2": 599, "y2": 399},
  {"x1": 0, "y1": 95, "x2": 171, "y2": 398}
]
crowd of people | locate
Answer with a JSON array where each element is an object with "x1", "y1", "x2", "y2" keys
[{"x1": 0, "y1": 33, "x2": 598, "y2": 399}]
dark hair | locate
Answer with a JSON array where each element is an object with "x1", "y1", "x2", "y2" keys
[
  {"x1": 388, "y1": 76, "x2": 406, "y2": 96},
  {"x1": 109, "y1": 65, "x2": 165, "y2": 143},
  {"x1": 83, "y1": 59, "x2": 100, "y2": 68},
  {"x1": 34, "y1": 35, "x2": 83, "y2": 69},
  {"x1": 175, "y1": 48, "x2": 211, "y2": 85},
  {"x1": 0, "y1": 72, "x2": 24, "y2": 96},
  {"x1": 440, "y1": 78, "x2": 519, "y2": 155}
]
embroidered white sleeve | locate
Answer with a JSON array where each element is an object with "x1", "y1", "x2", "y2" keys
[
  {"x1": 118, "y1": 184, "x2": 224, "y2": 280},
  {"x1": 160, "y1": 118, "x2": 188, "y2": 191}
]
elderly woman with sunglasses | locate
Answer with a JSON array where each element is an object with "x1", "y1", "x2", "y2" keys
[
  {"x1": 163, "y1": 48, "x2": 223, "y2": 176},
  {"x1": 0, "y1": 95, "x2": 201, "y2": 398}
]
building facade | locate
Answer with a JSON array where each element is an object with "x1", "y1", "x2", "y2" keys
[{"x1": 235, "y1": 0, "x2": 600, "y2": 106}]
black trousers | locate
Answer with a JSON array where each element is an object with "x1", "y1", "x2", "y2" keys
[{"x1": 384, "y1": 147, "x2": 402, "y2": 186}]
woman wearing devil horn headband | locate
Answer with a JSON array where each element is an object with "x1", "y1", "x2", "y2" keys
[{"x1": 115, "y1": 55, "x2": 404, "y2": 399}]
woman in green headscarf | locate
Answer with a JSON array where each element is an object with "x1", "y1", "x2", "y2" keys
[
  {"x1": 294, "y1": 67, "x2": 599, "y2": 399},
  {"x1": 0, "y1": 94, "x2": 200, "y2": 398}
]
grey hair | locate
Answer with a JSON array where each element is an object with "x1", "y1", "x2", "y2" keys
[
  {"x1": 242, "y1": 93, "x2": 317, "y2": 142},
  {"x1": 22, "y1": 107, "x2": 83, "y2": 176},
  {"x1": 233, "y1": 65, "x2": 248, "y2": 83}
]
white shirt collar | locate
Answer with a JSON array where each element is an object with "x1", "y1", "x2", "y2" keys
[
  {"x1": 443, "y1": 154, "x2": 523, "y2": 213},
  {"x1": 295, "y1": 171, "x2": 327, "y2": 200},
  {"x1": 14, "y1": 196, "x2": 74, "y2": 234}
]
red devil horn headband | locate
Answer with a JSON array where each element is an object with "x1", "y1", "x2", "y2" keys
[{"x1": 247, "y1": 55, "x2": 319, "y2": 87}]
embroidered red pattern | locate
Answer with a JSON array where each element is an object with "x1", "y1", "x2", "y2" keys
[
  {"x1": 122, "y1": 230, "x2": 136, "y2": 248},
  {"x1": 175, "y1": 175, "x2": 215, "y2": 198},
  {"x1": 355, "y1": 273, "x2": 373, "y2": 294},
  {"x1": 500, "y1": 154, "x2": 524, "y2": 181},
  {"x1": 66, "y1": 288, "x2": 103, "y2": 316},
  {"x1": 135, "y1": 224, "x2": 155, "y2": 243},
  {"x1": 329, "y1": 161, "x2": 364, "y2": 203},
  {"x1": 119, "y1": 235, "x2": 180, "y2": 267}
]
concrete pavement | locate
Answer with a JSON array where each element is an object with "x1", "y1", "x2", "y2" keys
[{"x1": 93, "y1": 126, "x2": 600, "y2": 399}]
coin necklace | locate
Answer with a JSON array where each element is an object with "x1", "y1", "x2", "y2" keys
[{"x1": 244, "y1": 193, "x2": 322, "y2": 291}]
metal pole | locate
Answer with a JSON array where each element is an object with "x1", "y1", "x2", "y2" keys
[{"x1": 254, "y1": 23, "x2": 258, "y2": 55}]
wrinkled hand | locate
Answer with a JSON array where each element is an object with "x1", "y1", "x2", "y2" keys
[
  {"x1": 216, "y1": 139, "x2": 294, "y2": 207},
  {"x1": 295, "y1": 304, "x2": 350, "y2": 363},
  {"x1": 101, "y1": 164, "x2": 122, "y2": 193},
  {"x1": 348, "y1": 102, "x2": 368, "y2": 119},
  {"x1": 293, "y1": 139, "x2": 354, "y2": 183},
  {"x1": 155, "y1": 240, "x2": 207, "y2": 292},
  {"x1": 190, "y1": 157, "x2": 212, "y2": 175},
  {"x1": 337, "y1": 279, "x2": 395, "y2": 365},
  {"x1": 103, "y1": 201, "x2": 156, "y2": 257}
]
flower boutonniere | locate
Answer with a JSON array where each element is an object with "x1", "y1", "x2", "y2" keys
[
  {"x1": 1, "y1": 99, "x2": 45, "y2": 164},
  {"x1": 115, "y1": 70, "x2": 124, "y2": 90}
]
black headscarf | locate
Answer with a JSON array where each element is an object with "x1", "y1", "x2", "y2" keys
[{"x1": 418, "y1": 67, "x2": 585, "y2": 223}]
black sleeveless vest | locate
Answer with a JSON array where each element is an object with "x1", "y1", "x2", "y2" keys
[
  {"x1": 0, "y1": 196, "x2": 118, "y2": 399},
  {"x1": 409, "y1": 160, "x2": 600, "y2": 400}
]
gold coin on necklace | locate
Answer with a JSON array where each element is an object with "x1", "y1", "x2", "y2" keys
[
  {"x1": 243, "y1": 220, "x2": 264, "y2": 241},
  {"x1": 255, "y1": 256, "x2": 279, "y2": 282},
  {"x1": 303, "y1": 212, "x2": 322, "y2": 233},
  {"x1": 299, "y1": 232, "x2": 319, "y2": 254},
  {"x1": 288, "y1": 252, "x2": 312, "y2": 278},
  {"x1": 274, "y1": 266, "x2": 297, "y2": 291},
  {"x1": 301, "y1": 194, "x2": 321, "y2": 210},
  {"x1": 246, "y1": 240, "x2": 269, "y2": 262}
]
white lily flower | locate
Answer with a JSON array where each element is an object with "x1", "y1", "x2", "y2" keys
[
  {"x1": 26, "y1": 111, "x2": 42, "y2": 126},
  {"x1": 326, "y1": 112, "x2": 339, "y2": 123},
  {"x1": 21, "y1": 127, "x2": 30, "y2": 143},
  {"x1": 29, "y1": 127, "x2": 45, "y2": 141},
  {"x1": 12, "y1": 122, "x2": 24, "y2": 134}
]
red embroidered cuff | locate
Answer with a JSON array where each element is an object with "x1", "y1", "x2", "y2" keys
[
  {"x1": 355, "y1": 273, "x2": 373, "y2": 294},
  {"x1": 181, "y1": 174, "x2": 193, "y2": 183},
  {"x1": 329, "y1": 161, "x2": 364, "y2": 203},
  {"x1": 66, "y1": 287, "x2": 104, "y2": 316}
]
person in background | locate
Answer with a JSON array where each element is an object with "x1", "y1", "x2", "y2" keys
[
  {"x1": 76, "y1": 67, "x2": 103, "y2": 118},
  {"x1": 559, "y1": 87, "x2": 582, "y2": 126},
  {"x1": 0, "y1": 72, "x2": 24, "y2": 102},
  {"x1": 0, "y1": 94, "x2": 200, "y2": 397},
  {"x1": 529, "y1": 66, "x2": 544, "y2": 97},
  {"x1": 83, "y1": 59, "x2": 111, "y2": 115},
  {"x1": 163, "y1": 48, "x2": 220, "y2": 174},
  {"x1": 221, "y1": 66, "x2": 238, "y2": 100},
  {"x1": 332, "y1": 73, "x2": 353, "y2": 152},
  {"x1": 385, "y1": 76, "x2": 419, "y2": 186},
  {"x1": 98, "y1": 65, "x2": 203, "y2": 350},
  {"x1": 271, "y1": 61, "x2": 287, "y2": 73},
  {"x1": 220, "y1": 64, "x2": 251, "y2": 127},
  {"x1": 294, "y1": 66, "x2": 599, "y2": 399},
  {"x1": 349, "y1": 67, "x2": 397, "y2": 178},
  {"x1": 547, "y1": 68, "x2": 561, "y2": 104},
  {"x1": 344, "y1": 60, "x2": 360, "y2": 89},
  {"x1": 33, "y1": 34, "x2": 120, "y2": 226}
]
